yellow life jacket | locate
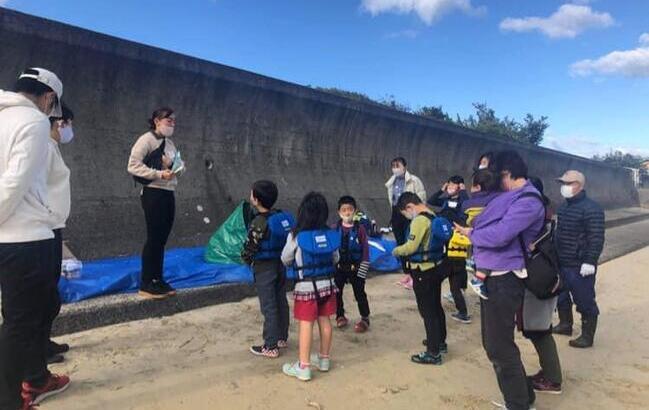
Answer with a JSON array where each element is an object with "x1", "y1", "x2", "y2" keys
[{"x1": 446, "y1": 206, "x2": 486, "y2": 259}]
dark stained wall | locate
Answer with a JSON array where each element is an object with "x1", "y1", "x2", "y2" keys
[{"x1": 0, "y1": 8, "x2": 637, "y2": 260}]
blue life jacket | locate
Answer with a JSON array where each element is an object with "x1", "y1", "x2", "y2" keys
[
  {"x1": 339, "y1": 222, "x2": 363, "y2": 264},
  {"x1": 406, "y1": 213, "x2": 453, "y2": 264},
  {"x1": 294, "y1": 229, "x2": 341, "y2": 280},
  {"x1": 254, "y1": 211, "x2": 296, "y2": 260}
]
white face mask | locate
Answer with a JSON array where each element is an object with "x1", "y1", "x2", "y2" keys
[
  {"x1": 392, "y1": 167, "x2": 405, "y2": 177},
  {"x1": 58, "y1": 125, "x2": 74, "y2": 144},
  {"x1": 159, "y1": 125, "x2": 174, "y2": 137},
  {"x1": 339, "y1": 213, "x2": 353, "y2": 224},
  {"x1": 478, "y1": 164, "x2": 488, "y2": 170},
  {"x1": 560, "y1": 184, "x2": 575, "y2": 199}
]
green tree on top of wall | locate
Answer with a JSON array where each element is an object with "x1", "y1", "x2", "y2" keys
[
  {"x1": 592, "y1": 151, "x2": 648, "y2": 168},
  {"x1": 313, "y1": 86, "x2": 548, "y2": 146}
]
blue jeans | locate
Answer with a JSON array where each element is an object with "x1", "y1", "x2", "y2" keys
[{"x1": 557, "y1": 266, "x2": 599, "y2": 317}]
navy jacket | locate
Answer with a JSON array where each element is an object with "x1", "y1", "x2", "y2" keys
[{"x1": 555, "y1": 191, "x2": 605, "y2": 267}]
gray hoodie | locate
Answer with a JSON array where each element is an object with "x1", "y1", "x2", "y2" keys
[{"x1": 0, "y1": 90, "x2": 54, "y2": 243}]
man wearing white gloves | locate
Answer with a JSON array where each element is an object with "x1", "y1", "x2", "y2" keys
[{"x1": 553, "y1": 170, "x2": 605, "y2": 349}]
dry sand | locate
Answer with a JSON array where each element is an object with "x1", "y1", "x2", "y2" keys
[{"x1": 45, "y1": 246, "x2": 649, "y2": 410}]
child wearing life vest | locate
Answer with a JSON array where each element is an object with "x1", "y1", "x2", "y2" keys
[
  {"x1": 334, "y1": 196, "x2": 371, "y2": 332},
  {"x1": 392, "y1": 192, "x2": 453, "y2": 365},
  {"x1": 241, "y1": 180, "x2": 295, "y2": 358},
  {"x1": 281, "y1": 192, "x2": 340, "y2": 381},
  {"x1": 428, "y1": 176, "x2": 471, "y2": 324},
  {"x1": 457, "y1": 169, "x2": 501, "y2": 300}
]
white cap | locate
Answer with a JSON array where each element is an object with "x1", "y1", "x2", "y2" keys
[{"x1": 19, "y1": 67, "x2": 63, "y2": 117}]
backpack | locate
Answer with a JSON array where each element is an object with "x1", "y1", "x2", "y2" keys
[
  {"x1": 133, "y1": 138, "x2": 165, "y2": 185},
  {"x1": 518, "y1": 193, "x2": 561, "y2": 300},
  {"x1": 353, "y1": 210, "x2": 379, "y2": 238},
  {"x1": 294, "y1": 229, "x2": 341, "y2": 280},
  {"x1": 255, "y1": 211, "x2": 296, "y2": 260},
  {"x1": 407, "y1": 213, "x2": 453, "y2": 264}
]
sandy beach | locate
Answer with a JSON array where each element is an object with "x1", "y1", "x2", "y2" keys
[{"x1": 45, "y1": 246, "x2": 649, "y2": 410}]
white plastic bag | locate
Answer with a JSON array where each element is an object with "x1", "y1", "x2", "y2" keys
[{"x1": 61, "y1": 258, "x2": 83, "y2": 279}]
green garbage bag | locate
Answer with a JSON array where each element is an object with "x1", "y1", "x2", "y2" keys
[{"x1": 204, "y1": 201, "x2": 254, "y2": 264}]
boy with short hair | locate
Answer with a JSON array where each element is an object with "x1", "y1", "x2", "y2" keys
[
  {"x1": 242, "y1": 180, "x2": 295, "y2": 358},
  {"x1": 392, "y1": 192, "x2": 453, "y2": 365},
  {"x1": 334, "y1": 196, "x2": 371, "y2": 333}
]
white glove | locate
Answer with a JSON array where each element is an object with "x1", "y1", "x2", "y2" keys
[{"x1": 580, "y1": 263, "x2": 596, "y2": 277}]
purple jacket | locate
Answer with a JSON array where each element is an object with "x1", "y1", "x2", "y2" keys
[
  {"x1": 461, "y1": 191, "x2": 501, "y2": 213},
  {"x1": 470, "y1": 181, "x2": 545, "y2": 271}
]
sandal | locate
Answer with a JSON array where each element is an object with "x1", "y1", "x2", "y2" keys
[
  {"x1": 410, "y1": 351, "x2": 442, "y2": 365},
  {"x1": 336, "y1": 316, "x2": 349, "y2": 328}
]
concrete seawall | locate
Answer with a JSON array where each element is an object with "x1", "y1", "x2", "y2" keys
[{"x1": 0, "y1": 8, "x2": 639, "y2": 261}]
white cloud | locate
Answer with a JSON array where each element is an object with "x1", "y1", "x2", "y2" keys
[
  {"x1": 361, "y1": 0, "x2": 485, "y2": 25},
  {"x1": 499, "y1": 4, "x2": 614, "y2": 39},
  {"x1": 571, "y1": 35, "x2": 649, "y2": 77},
  {"x1": 385, "y1": 29, "x2": 419, "y2": 39},
  {"x1": 0, "y1": 0, "x2": 10, "y2": 6},
  {"x1": 639, "y1": 32, "x2": 649, "y2": 46}
]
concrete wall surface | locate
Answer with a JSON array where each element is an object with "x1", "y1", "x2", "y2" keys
[{"x1": 0, "y1": 8, "x2": 638, "y2": 260}]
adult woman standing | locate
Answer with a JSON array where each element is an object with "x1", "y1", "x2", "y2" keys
[
  {"x1": 45, "y1": 104, "x2": 74, "y2": 364},
  {"x1": 385, "y1": 157, "x2": 426, "y2": 289},
  {"x1": 128, "y1": 107, "x2": 184, "y2": 299},
  {"x1": 455, "y1": 151, "x2": 545, "y2": 410}
]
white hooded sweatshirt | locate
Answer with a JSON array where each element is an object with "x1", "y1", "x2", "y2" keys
[{"x1": 0, "y1": 90, "x2": 54, "y2": 242}]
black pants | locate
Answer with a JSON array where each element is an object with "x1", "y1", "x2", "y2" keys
[
  {"x1": 526, "y1": 331, "x2": 562, "y2": 384},
  {"x1": 412, "y1": 263, "x2": 447, "y2": 356},
  {"x1": 253, "y1": 260, "x2": 290, "y2": 349},
  {"x1": 334, "y1": 269, "x2": 370, "y2": 319},
  {"x1": 447, "y1": 258, "x2": 468, "y2": 315},
  {"x1": 44, "y1": 229, "x2": 63, "y2": 350},
  {"x1": 481, "y1": 273, "x2": 531, "y2": 410},
  {"x1": 0, "y1": 239, "x2": 57, "y2": 410},
  {"x1": 390, "y1": 206, "x2": 409, "y2": 246},
  {"x1": 140, "y1": 187, "x2": 175, "y2": 286}
]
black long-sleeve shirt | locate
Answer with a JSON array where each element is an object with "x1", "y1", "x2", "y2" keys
[{"x1": 427, "y1": 189, "x2": 469, "y2": 225}]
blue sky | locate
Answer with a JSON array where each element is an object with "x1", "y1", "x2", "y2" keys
[{"x1": 2, "y1": 0, "x2": 648, "y2": 158}]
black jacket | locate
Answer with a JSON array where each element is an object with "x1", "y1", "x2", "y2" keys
[
  {"x1": 555, "y1": 191, "x2": 605, "y2": 267},
  {"x1": 426, "y1": 190, "x2": 469, "y2": 225}
]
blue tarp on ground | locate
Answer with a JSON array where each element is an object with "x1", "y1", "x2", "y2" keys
[{"x1": 59, "y1": 238, "x2": 400, "y2": 304}]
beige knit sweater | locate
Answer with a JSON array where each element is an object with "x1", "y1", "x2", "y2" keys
[{"x1": 127, "y1": 131, "x2": 181, "y2": 191}]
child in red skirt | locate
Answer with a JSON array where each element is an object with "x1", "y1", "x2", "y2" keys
[{"x1": 280, "y1": 192, "x2": 340, "y2": 381}]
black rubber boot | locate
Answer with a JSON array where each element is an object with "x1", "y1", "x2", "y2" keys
[
  {"x1": 552, "y1": 308, "x2": 573, "y2": 336},
  {"x1": 569, "y1": 316, "x2": 598, "y2": 348}
]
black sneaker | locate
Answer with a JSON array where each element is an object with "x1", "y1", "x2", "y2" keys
[
  {"x1": 411, "y1": 351, "x2": 442, "y2": 365},
  {"x1": 159, "y1": 280, "x2": 177, "y2": 296},
  {"x1": 249, "y1": 345, "x2": 279, "y2": 358},
  {"x1": 439, "y1": 342, "x2": 448, "y2": 354},
  {"x1": 48, "y1": 340, "x2": 70, "y2": 356},
  {"x1": 47, "y1": 354, "x2": 65, "y2": 365},
  {"x1": 451, "y1": 312, "x2": 472, "y2": 324},
  {"x1": 138, "y1": 282, "x2": 169, "y2": 300}
]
